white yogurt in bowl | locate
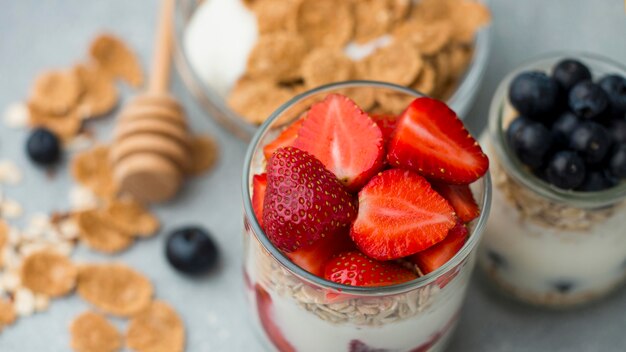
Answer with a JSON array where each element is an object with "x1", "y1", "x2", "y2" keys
[{"x1": 183, "y1": 0, "x2": 257, "y2": 99}]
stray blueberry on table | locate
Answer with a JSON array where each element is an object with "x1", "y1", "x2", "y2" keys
[
  {"x1": 608, "y1": 144, "x2": 626, "y2": 179},
  {"x1": 508, "y1": 71, "x2": 560, "y2": 120},
  {"x1": 166, "y1": 226, "x2": 219, "y2": 275},
  {"x1": 569, "y1": 122, "x2": 611, "y2": 164},
  {"x1": 598, "y1": 74, "x2": 626, "y2": 118},
  {"x1": 26, "y1": 127, "x2": 61, "y2": 166},
  {"x1": 508, "y1": 120, "x2": 552, "y2": 169},
  {"x1": 568, "y1": 81, "x2": 609, "y2": 120},
  {"x1": 552, "y1": 59, "x2": 592, "y2": 93},
  {"x1": 551, "y1": 111, "x2": 580, "y2": 147},
  {"x1": 545, "y1": 151, "x2": 586, "y2": 190}
]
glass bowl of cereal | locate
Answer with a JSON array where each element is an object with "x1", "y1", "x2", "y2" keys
[{"x1": 174, "y1": 0, "x2": 492, "y2": 140}]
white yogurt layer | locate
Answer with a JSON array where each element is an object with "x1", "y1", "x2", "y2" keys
[
  {"x1": 183, "y1": 0, "x2": 257, "y2": 98},
  {"x1": 270, "y1": 289, "x2": 461, "y2": 352},
  {"x1": 480, "y1": 184, "x2": 626, "y2": 297}
]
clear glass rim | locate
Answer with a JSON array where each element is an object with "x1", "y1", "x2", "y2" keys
[
  {"x1": 489, "y1": 51, "x2": 626, "y2": 209},
  {"x1": 447, "y1": 22, "x2": 491, "y2": 115},
  {"x1": 172, "y1": 0, "x2": 492, "y2": 141},
  {"x1": 242, "y1": 80, "x2": 493, "y2": 296}
]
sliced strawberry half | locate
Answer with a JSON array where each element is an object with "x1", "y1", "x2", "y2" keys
[
  {"x1": 432, "y1": 182, "x2": 480, "y2": 223},
  {"x1": 263, "y1": 147, "x2": 358, "y2": 252},
  {"x1": 252, "y1": 173, "x2": 267, "y2": 228},
  {"x1": 350, "y1": 169, "x2": 456, "y2": 260},
  {"x1": 410, "y1": 221, "x2": 469, "y2": 274},
  {"x1": 287, "y1": 231, "x2": 356, "y2": 276},
  {"x1": 255, "y1": 284, "x2": 295, "y2": 352},
  {"x1": 387, "y1": 97, "x2": 489, "y2": 184},
  {"x1": 371, "y1": 113, "x2": 398, "y2": 145},
  {"x1": 294, "y1": 94, "x2": 384, "y2": 192},
  {"x1": 324, "y1": 250, "x2": 417, "y2": 287},
  {"x1": 263, "y1": 118, "x2": 304, "y2": 160}
]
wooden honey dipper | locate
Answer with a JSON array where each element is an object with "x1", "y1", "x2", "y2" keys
[{"x1": 111, "y1": 0, "x2": 191, "y2": 203}]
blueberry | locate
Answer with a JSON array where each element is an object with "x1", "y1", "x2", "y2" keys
[
  {"x1": 533, "y1": 166, "x2": 550, "y2": 183},
  {"x1": 598, "y1": 74, "x2": 626, "y2": 118},
  {"x1": 166, "y1": 227, "x2": 219, "y2": 275},
  {"x1": 553, "y1": 281, "x2": 575, "y2": 294},
  {"x1": 506, "y1": 115, "x2": 532, "y2": 141},
  {"x1": 608, "y1": 144, "x2": 626, "y2": 179},
  {"x1": 606, "y1": 118, "x2": 626, "y2": 145},
  {"x1": 26, "y1": 128, "x2": 61, "y2": 166},
  {"x1": 551, "y1": 111, "x2": 580, "y2": 147},
  {"x1": 486, "y1": 250, "x2": 507, "y2": 269},
  {"x1": 569, "y1": 122, "x2": 611, "y2": 164},
  {"x1": 578, "y1": 169, "x2": 618, "y2": 192},
  {"x1": 568, "y1": 81, "x2": 609, "y2": 120},
  {"x1": 508, "y1": 71, "x2": 560, "y2": 119},
  {"x1": 508, "y1": 121, "x2": 552, "y2": 168},
  {"x1": 552, "y1": 59, "x2": 592, "y2": 93},
  {"x1": 545, "y1": 151, "x2": 586, "y2": 189}
]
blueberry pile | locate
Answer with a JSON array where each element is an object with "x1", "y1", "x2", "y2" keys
[{"x1": 507, "y1": 58, "x2": 626, "y2": 191}]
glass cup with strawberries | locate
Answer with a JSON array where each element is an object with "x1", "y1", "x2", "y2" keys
[{"x1": 242, "y1": 82, "x2": 492, "y2": 352}]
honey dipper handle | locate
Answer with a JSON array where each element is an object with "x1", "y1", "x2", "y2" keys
[{"x1": 149, "y1": 0, "x2": 175, "y2": 93}]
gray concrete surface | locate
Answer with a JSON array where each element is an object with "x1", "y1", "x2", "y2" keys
[{"x1": 0, "y1": 0, "x2": 625, "y2": 351}]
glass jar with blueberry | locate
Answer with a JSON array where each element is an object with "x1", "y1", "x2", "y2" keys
[{"x1": 478, "y1": 53, "x2": 626, "y2": 307}]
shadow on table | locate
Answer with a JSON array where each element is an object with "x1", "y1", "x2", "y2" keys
[{"x1": 445, "y1": 269, "x2": 626, "y2": 352}]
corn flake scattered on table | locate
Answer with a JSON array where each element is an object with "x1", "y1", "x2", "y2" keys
[{"x1": 0, "y1": 33, "x2": 195, "y2": 352}]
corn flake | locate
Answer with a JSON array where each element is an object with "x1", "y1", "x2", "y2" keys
[
  {"x1": 126, "y1": 301, "x2": 185, "y2": 352},
  {"x1": 70, "y1": 311, "x2": 122, "y2": 352},
  {"x1": 77, "y1": 263, "x2": 153, "y2": 317},
  {"x1": 20, "y1": 250, "x2": 77, "y2": 297}
]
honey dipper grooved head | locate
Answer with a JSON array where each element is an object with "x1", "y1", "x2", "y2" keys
[
  {"x1": 120, "y1": 103, "x2": 187, "y2": 128},
  {"x1": 130, "y1": 92, "x2": 184, "y2": 115},
  {"x1": 110, "y1": 133, "x2": 191, "y2": 172},
  {"x1": 114, "y1": 118, "x2": 190, "y2": 148},
  {"x1": 112, "y1": 91, "x2": 193, "y2": 203},
  {"x1": 114, "y1": 153, "x2": 182, "y2": 203}
]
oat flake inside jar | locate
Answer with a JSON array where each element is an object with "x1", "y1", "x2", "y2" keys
[{"x1": 478, "y1": 53, "x2": 626, "y2": 308}]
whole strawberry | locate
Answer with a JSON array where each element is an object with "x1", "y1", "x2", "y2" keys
[{"x1": 263, "y1": 147, "x2": 358, "y2": 252}]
